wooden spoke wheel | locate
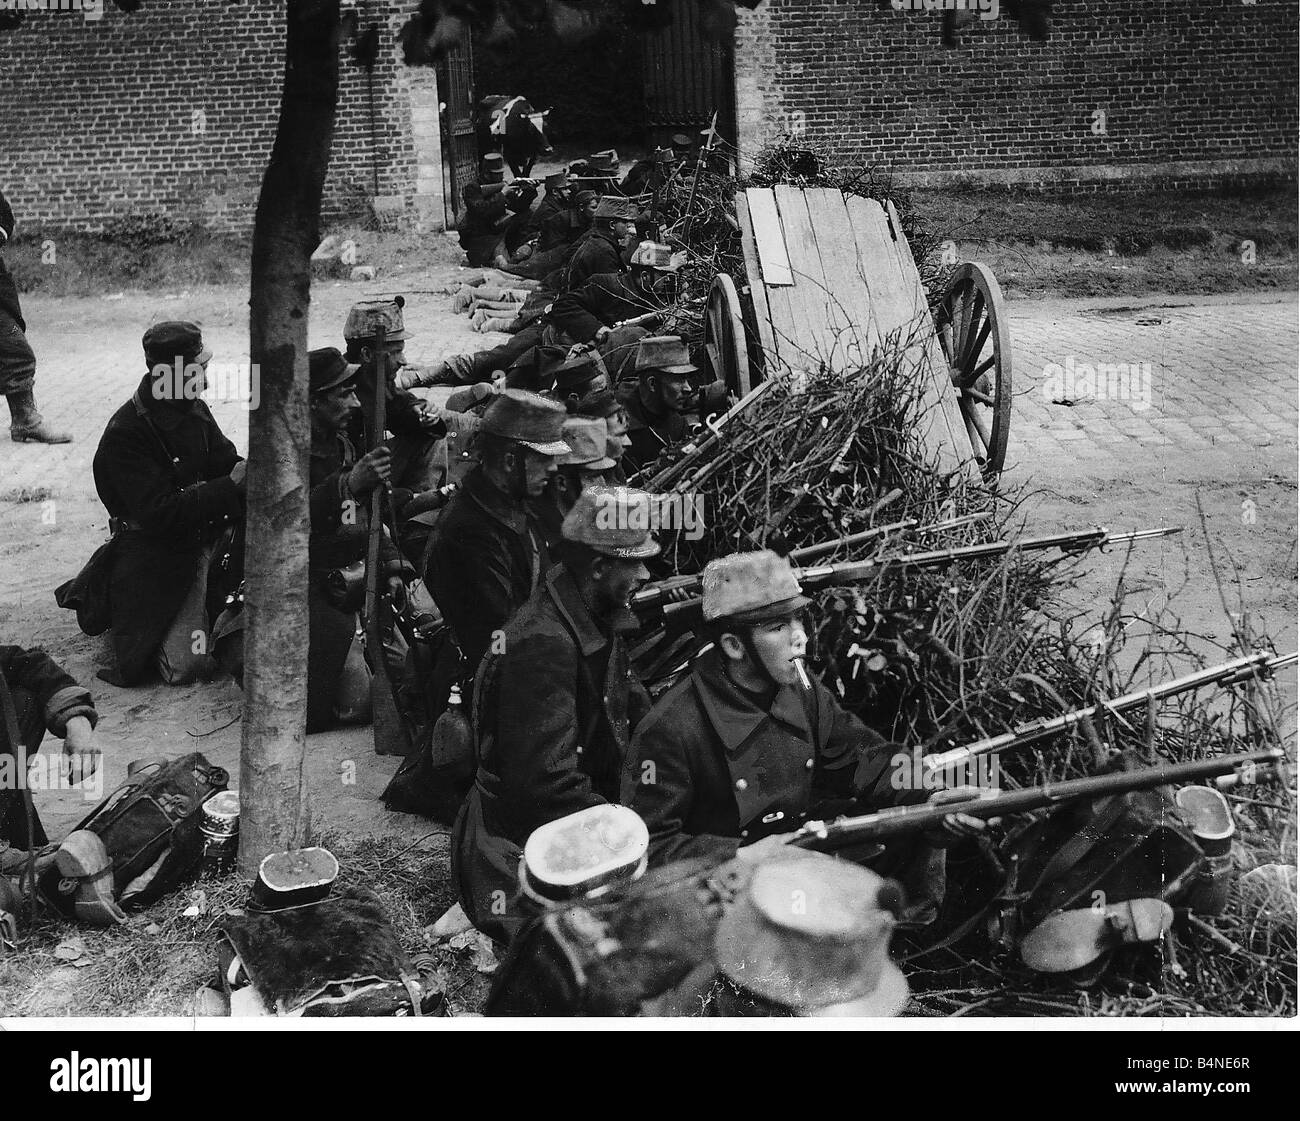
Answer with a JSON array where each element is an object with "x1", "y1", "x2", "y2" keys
[
  {"x1": 703, "y1": 273, "x2": 752, "y2": 397},
  {"x1": 935, "y1": 262, "x2": 1012, "y2": 478}
]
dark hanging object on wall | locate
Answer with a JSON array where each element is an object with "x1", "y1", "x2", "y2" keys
[
  {"x1": 1006, "y1": 0, "x2": 1053, "y2": 42},
  {"x1": 351, "y1": 22, "x2": 381, "y2": 68}
]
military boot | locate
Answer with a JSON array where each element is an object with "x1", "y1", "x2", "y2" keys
[{"x1": 7, "y1": 389, "x2": 72, "y2": 443}]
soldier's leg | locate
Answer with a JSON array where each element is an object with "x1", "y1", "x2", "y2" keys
[
  {"x1": 154, "y1": 546, "x2": 218, "y2": 685},
  {"x1": 1, "y1": 305, "x2": 70, "y2": 444},
  {"x1": 0, "y1": 685, "x2": 49, "y2": 849}
]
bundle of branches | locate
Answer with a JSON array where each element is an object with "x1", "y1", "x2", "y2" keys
[{"x1": 632, "y1": 337, "x2": 1294, "y2": 1014}]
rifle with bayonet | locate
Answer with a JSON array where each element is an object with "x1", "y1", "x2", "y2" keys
[
  {"x1": 923, "y1": 650, "x2": 1298, "y2": 775},
  {"x1": 364, "y1": 326, "x2": 413, "y2": 758},
  {"x1": 632, "y1": 376, "x2": 778, "y2": 490},
  {"x1": 790, "y1": 748, "x2": 1284, "y2": 853},
  {"x1": 647, "y1": 526, "x2": 1184, "y2": 627},
  {"x1": 630, "y1": 510, "x2": 996, "y2": 615}
]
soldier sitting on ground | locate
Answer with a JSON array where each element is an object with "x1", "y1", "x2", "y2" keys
[
  {"x1": 342, "y1": 297, "x2": 447, "y2": 497},
  {"x1": 0, "y1": 644, "x2": 101, "y2": 870},
  {"x1": 85, "y1": 322, "x2": 245, "y2": 686},
  {"x1": 545, "y1": 242, "x2": 682, "y2": 381},
  {"x1": 459, "y1": 155, "x2": 537, "y2": 268},
  {"x1": 614, "y1": 335, "x2": 695, "y2": 476},
  {"x1": 533, "y1": 415, "x2": 618, "y2": 550},
  {"x1": 624, "y1": 549, "x2": 986, "y2": 923},
  {"x1": 424, "y1": 390, "x2": 570, "y2": 697},
  {"x1": 453, "y1": 485, "x2": 658, "y2": 944},
  {"x1": 305, "y1": 348, "x2": 414, "y2": 732},
  {"x1": 563, "y1": 195, "x2": 639, "y2": 291}
]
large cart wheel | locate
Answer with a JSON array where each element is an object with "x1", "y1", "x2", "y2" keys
[
  {"x1": 704, "y1": 273, "x2": 752, "y2": 397},
  {"x1": 935, "y1": 262, "x2": 1012, "y2": 478}
]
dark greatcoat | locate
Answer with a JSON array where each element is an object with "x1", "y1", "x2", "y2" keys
[
  {"x1": 547, "y1": 271, "x2": 660, "y2": 346},
  {"x1": 621, "y1": 647, "x2": 896, "y2": 863},
  {"x1": 534, "y1": 193, "x2": 578, "y2": 252},
  {"x1": 424, "y1": 465, "x2": 552, "y2": 681},
  {"x1": 0, "y1": 646, "x2": 97, "y2": 848},
  {"x1": 91, "y1": 377, "x2": 243, "y2": 684},
  {"x1": 615, "y1": 379, "x2": 686, "y2": 476},
  {"x1": 563, "y1": 228, "x2": 626, "y2": 291},
  {"x1": 452, "y1": 564, "x2": 651, "y2": 943},
  {"x1": 0, "y1": 189, "x2": 22, "y2": 330},
  {"x1": 306, "y1": 428, "x2": 408, "y2": 732}
]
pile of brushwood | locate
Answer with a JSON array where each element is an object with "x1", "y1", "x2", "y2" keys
[{"x1": 629, "y1": 333, "x2": 1295, "y2": 1016}]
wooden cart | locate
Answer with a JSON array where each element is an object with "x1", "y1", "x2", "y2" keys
[{"x1": 701, "y1": 186, "x2": 1012, "y2": 478}]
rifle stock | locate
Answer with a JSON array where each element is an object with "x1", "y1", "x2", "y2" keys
[{"x1": 791, "y1": 749, "x2": 1283, "y2": 852}]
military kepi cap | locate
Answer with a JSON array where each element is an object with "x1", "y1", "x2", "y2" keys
[
  {"x1": 593, "y1": 195, "x2": 640, "y2": 222},
  {"x1": 309, "y1": 347, "x2": 360, "y2": 396},
  {"x1": 143, "y1": 321, "x2": 211, "y2": 367},
  {"x1": 558, "y1": 417, "x2": 617, "y2": 471},
  {"x1": 635, "y1": 335, "x2": 697, "y2": 376},
  {"x1": 714, "y1": 853, "x2": 909, "y2": 1017},
  {"x1": 702, "y1": 549, "x2": 810, "y2": 624},
  {"x1": 479, "y1": 388, "x2": 570, "y2": 455},
  {"x1": 561, "y1": 484, "x2": 660, "y2": 560},
  {"x1": 344, "y1": 296, "x2": 410, "y2": 343}
]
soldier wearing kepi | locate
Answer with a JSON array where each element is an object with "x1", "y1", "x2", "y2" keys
[
  {"x1": 87, "y1": 322, "x2": 245, "y2": 686},
  {"x1": 343, "y1": 297, "x2": 446, "y2": 494},
  {"x1": 564, "y1": 195, "x2": 639, "y2": 290},
  {"x1": 0, "y1": 187, "x2": 70, "y2": 443},
  {"x1": 624, "y1": 549, "x2": 983, "y2": 920},
  {"x1": 453, "y1": 485, "x2": 658, "y2": 943},
  {"x1": 424, "y1": 389, "x2": 569, "y2": 691},
  {"x1": 546, "y1": 242, "x2": 681, "y2": 381},
  {"x1": 615, "y1": 334, "x2": 694, "y2": 475},
  {"x1": 306, "y1": 348, "x2": 413, "y2": 732},
  {"x1": 534, "y1": 415, "x2": 618, "y2": 550}
]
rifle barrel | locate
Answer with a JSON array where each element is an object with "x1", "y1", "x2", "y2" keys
[
  {"x1": 925, "y1": 651, "x2": 1298, "y2": 772},
  {"x1": 656, "y1": 526, "x2": 1183, "y2": 624},
  {"x1": 792, "y1": 749, "x2": 1283, "y2": 851}
]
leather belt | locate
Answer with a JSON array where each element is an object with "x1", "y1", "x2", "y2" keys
[{"x1": 109, "y1": 516, "x2": 143, "y2": 535}]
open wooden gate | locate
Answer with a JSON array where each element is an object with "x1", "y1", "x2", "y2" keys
[
  {"x1": 641, "y1": 0, "x2": 735, "y2": 147},
  {"x1": 437, "y1": 39, "x2": 477, "y2": 226}
]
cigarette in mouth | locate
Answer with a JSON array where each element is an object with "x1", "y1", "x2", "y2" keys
[{"x1": 793, "y1": 657, "x2": 812, "y2": 691}]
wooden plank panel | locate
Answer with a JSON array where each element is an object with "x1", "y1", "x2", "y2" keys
[
  {"x1": 885, "y1": 199, "x2": 970, "y2": 476},
  {"x1": 734, "y1": 190, "x2": 777, "y2": 364},
  {"x1": 744, "y1": 188, "x2": 793, "y2": 286},
  {"x1": 843, "y1": 196, "x2": 963, "y2": 474},
  {"x1": 772, "y1": 185, "x2": 838, "y2": 371},
  {"x1": 801, "y1": 188, "x2": 880, "y2": 369}
]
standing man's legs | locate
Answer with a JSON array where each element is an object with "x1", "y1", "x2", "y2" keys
[{"x1": 1, "y1": 304, "x2": 70, "y2": 444}]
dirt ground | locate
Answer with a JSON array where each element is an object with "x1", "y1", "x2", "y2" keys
[{"x1": 0, "y1": 233, "x2": 1295, "y2": 1016}]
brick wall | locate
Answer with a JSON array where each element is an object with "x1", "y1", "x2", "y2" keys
[
  {"x1": 0, "y1": 1, "x2": 421, "y2": 234},
  {"x1": 735, "y1": 1, "x2": 1299, "y2": 189}
]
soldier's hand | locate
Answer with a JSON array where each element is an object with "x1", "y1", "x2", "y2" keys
[
  {"x1": 395, "y1": 367, "x2": 423, "y2": 390},
  {"x1": 735, "y1": 832, "x2": 796, "y2": 864},
  {"x1": 347, "y1": 448, "x2": 393, "y2": 498},
  {"x1": 62, "y1": 716, "x2": 101, "y2": 785},
  {"x1": 228, "y1": 460, "x2": 247, "y2": 492},
  {"x1": 924, "y1": 785, "x2": 996, "y2": 846},
  {"x1": 387, "y1": 576, "x2": 408, "y2": 609},
  {"x1": 594, "y1": 326, "x2": 612, "y2": 344}
]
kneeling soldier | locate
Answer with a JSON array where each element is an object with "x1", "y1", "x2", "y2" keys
[
  {"x1": 452, "y1": 485, "x2": 658, "y2": 944},
  {"x1": 624, "y1": 549, "x2": 983, "y2": 920}
]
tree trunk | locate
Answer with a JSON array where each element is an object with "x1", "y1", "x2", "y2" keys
[{"x1": 239, "y1": 0, "x2": 341, "y2": 876}]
